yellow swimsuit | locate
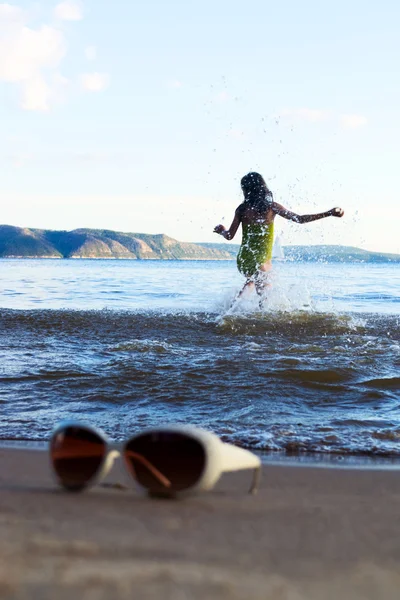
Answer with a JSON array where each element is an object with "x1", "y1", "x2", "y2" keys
[{"x1": 237, "y1": 222, "x2": 274, "y2": 278}]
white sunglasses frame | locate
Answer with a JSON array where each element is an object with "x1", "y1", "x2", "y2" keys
[{"x1": 50, "y1": 421, "x2": 262, "y2": 496}]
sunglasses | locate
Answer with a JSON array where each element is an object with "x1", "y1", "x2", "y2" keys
[{"x1": 50, "y1": 422, "x2": 261, "y2": 496}]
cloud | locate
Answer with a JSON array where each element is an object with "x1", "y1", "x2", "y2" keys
[
  {"x1": 81, "y1": 72, "x2": 109, "y2": 92},
  {"x1": 5, "y1": 152, "x2": 34, "y2": 168},
  {"x1": 85, "y1": 45, "x2": 97, "y2": 61},
  {"x1": 20, "y1": 76, "x2": 52, "y2": 111},
  {"x1": 21, "y1": 72, "x2": 69, "y2": 111},
  {"x1": 54, "y1": 1, "x2": 83, "y2": 21},
  {"x1": 0, "y1": 24, "x2": 66, "y2": 82},
  {"x1": 339, "y1": 114, "x2": 368, "y2": 129},
  {"x1": 0, "y1": 2, "x2": 109, "y2": 111},
  {"x1": 0, "y1": 3, "x2": 25, "y2": 24},
  {"x1": 279, "y1": 108, "x2": 331, "y2": 122},
  {"x1": 166, "y1": 79, "x2": 183, "y2": 89},
  {"x1": 0, "y1": 8, "x2": 67, "y2": 111},
  {"x1": 215, "y1": 91, "x2": 230, "y2": 103}
]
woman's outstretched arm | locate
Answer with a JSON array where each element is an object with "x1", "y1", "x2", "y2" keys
[
  {"x1": 273, "y1": 203, "x2": 344, "y2": 223},
  {"x1": 214, "y1": 208, "x2": 242, "y2": 240}
]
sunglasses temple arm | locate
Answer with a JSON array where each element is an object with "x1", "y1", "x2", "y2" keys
[
  {"x1": 219, "y1": 443, "x2": 262, "y2": 494},
  {"x1": 249, "y1": 466, "x2": 261, "y2": 495},
  {"x1": 125, "y1": 451, "x2": 171, "y2": 488}
]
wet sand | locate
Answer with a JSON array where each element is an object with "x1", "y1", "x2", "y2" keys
[{"x1": 1, "y1": 448, "x2": 400, "y2": 599}]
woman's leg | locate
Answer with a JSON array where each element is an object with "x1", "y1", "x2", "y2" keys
[
  {"x1": 254, "y1": 262, "x2": 273, "y2": 308},
  {"x1": 237, "y1": 279, "x2": 255, "y2": 298},
  {"x1": 228, "y1": 279, "x2": 254, "y2": 310}
]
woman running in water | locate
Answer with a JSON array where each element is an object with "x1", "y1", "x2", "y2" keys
[{"x1": 214, "y1": 172, "x2": 344, "y2": 300}]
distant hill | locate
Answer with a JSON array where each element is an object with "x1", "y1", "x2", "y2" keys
[
  {"x1": 0, "y1": 225, "x2": 233, "y2": 260},
  {"x1": 0, "y1": 225, "x2": 399, "y2": 262},
  {"x1": 282, "y1": 245, "x2": 400, "y2": 263},
  {"x1": 198, "y1": 242, "x2": 400, "y2": 263}
]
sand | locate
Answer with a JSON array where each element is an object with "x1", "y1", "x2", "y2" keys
[{"x1": 1, "y1": 447, "x2": 400, "y2": 599}]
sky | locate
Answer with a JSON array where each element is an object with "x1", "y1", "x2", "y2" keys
[{"x1": 0, "y1": 0, "x2": 399, "y2": 253}]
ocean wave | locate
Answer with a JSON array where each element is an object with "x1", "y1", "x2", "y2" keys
[
  {"x1": 0, "y1": 307, "x2": 399, "y2": 456},
  {"x1": 229, "y1": 423, "x2": 400, "y2": 457},
  {"x1": 359, "y1": 377, "x2": 400, "y2": 390},
  {"x1": 1, "y1": 307, "x2": 398, "y2": 336}
]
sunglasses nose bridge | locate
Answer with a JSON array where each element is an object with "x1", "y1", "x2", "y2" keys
[{"x1": 101, "y1": 449, "x2": 120, "y2": 477}]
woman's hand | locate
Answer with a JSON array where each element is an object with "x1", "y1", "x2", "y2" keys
[
  {"x1": 213, "y1": 224, "x2": 226, "y2": 235},
  {"x1": 329, "y1": 207, "x2": 344, "y2": 217}
]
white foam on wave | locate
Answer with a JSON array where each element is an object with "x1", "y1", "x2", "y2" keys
[
  {"x1": 108, "y1": 338, "x2": 186, "y2": 355},
  {"x1": 215, "y1": 269, "x2": 320, "y2": 317}
]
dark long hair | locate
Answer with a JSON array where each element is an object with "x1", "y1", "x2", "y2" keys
[{"x1": 240, "y1": 172, "x2": 273, "y2": 212}]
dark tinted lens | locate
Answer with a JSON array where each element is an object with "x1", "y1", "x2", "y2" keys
[
  {"x1": 124, "y1": 432, "x2": 206, "y2": 494},
  {"x1": 50, "y1": 426, "x2": 106, "y2": 491}
]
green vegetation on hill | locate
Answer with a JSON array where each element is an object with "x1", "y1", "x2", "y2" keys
[
  {"x1": 0, "y1": 225, "x2": 232, "y2": 260},
  {"x1": 0, "y1": 225, "x2": 398, "y2": 262},
  {"x1": 0, "y1": 226, "x2": 62, "y2": 258}
]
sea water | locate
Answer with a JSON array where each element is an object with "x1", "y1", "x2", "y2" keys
[{"x1": 0, "y1": 259, "x2": 399, "y2": 456}]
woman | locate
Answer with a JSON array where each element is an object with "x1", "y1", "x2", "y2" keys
[{"x1": 214, "y1": 172, "x2": 344, "y2": 299}]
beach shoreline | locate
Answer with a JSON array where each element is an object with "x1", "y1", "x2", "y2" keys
[
  {"x1": 2, "y1": 439, "x2": 400, "y2": 469},
  {"x1": 1, "y1": 447, "x2": 400, "y2": 599}
]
